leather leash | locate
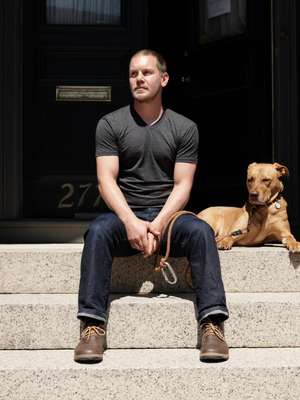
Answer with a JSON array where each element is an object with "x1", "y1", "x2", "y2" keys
[{"x1": 154, "y1": 210, "x2": 198, "y2": 285}]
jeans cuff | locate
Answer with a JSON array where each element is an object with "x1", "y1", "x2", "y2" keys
[
  {"x1": 77, "y1": 312, "x2": 106, "y2": 324},
  {"x1": 198, "y1": 306, "x2": 229, "y2": 323}
]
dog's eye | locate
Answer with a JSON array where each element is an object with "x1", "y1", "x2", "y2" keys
[
  {"x1": 247, "y1": 177, "x2": 254, "y2": 182},
  {"x1": 262, "y1": 178, "x2": 271, "y2": 183}
]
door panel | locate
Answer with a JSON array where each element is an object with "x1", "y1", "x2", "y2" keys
[{"x1": 23, "y1": 0, "x2": 147, "y2": 218}]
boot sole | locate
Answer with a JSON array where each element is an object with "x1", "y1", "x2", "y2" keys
[
  {"x1": 200, "y1": 352, "x2": 229, "y2": 362},
  {"x1": 74, "y1": 353, "x2": 103, "y2": 364}
]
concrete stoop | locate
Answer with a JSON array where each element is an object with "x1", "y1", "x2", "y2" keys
[{"x1": 0, "y1": 244, "x2": 300, "y2": 399}]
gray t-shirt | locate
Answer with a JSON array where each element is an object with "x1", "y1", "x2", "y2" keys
[{"x1": 95, "y1": 105, "x2": 199, "y2": 209}]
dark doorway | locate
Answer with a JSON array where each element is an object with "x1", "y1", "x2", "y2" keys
[
  {"x1": 148, "y1": 0, "x2": 272, "y2": 212},
  {"x1": 23, "y1": 0, "x2": 272, "y2": 218}
]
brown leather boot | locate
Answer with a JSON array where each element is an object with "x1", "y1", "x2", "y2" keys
[
  {"x1": 200, "y1": 319, "x2": 229, "y2": 362},
  {"x1": 74, "y1": 321, "x2": 106, "y2": 363}
]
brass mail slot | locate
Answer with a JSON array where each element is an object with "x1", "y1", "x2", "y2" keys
[{"x1": 56, "y1": 86, "x2": 111, "y2": 102}]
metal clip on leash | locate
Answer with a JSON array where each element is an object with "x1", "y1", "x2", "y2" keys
[
  {"x1": 155, "y1": 259, "x2": 178, "y2": 285},
  {"x1": 161, "y1": 262, "x2": 178, "y2": 285}
]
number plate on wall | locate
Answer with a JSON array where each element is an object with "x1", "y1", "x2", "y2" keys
[
  {"x1": 23, "y1": 175, "x2": 109, "y2": 218},
  {"x1": 56, "y1": 86, "x2": 111, "y2": 102}
]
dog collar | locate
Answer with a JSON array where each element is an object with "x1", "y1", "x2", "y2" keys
[{"x1": 266, "y1": 191, "x2": 282, "y2": 208}]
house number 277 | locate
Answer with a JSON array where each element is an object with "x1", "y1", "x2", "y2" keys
[{"x1": 58, "y1": 183, "x2": 101, "y2": 208}]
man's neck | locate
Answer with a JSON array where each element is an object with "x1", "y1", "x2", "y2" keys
[{"x1": 133, "y1": 101, "x2": 164, "y2": 125}]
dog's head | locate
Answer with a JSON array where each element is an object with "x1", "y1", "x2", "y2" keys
[{"x1": 246, "y1": 162, "x2": 289, "y2": 205}]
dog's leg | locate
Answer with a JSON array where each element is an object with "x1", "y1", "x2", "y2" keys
[
  {"x1": 282, "y1": 235, "x2": 300, "y2": 253},
  {"x1": 217, "y1": 236, "x2": 235, "y2": 250},
  {"x1": 272, "y1": 220, "x2": 300, "y2": 252}
]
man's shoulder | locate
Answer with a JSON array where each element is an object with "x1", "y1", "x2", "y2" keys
[
  {"x1": 101, "y1": 105, "x2": 130, "y2": 123},
  {"x1": 165, "y1": 109, "x2": 197, "y2": 129}
]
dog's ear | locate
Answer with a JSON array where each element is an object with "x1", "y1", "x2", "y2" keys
[
  {"x1": 273, "y1": 162, "x2": 289, "y2": 178},
  {"x1": 247, "y1": 162, "x2": 257, "y2": 170}
]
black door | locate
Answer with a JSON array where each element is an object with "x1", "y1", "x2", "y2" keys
[
  {"x1": 23, "y1": 0, "x2": 147, "y2": 218},
  {"x1": 148, "y1": 0, "x2": 272, "y2": 212}
]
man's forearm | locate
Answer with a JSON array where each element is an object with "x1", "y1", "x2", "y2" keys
[
  {"x1": 98, "y1": 179, "x2": 135, "y2": 224},
  {"x1": 99, "y1": 178, "x2": 153, "y2": 253},
  {"x1": 153, "y1": 183, "x2": 191, "y2": 228}
]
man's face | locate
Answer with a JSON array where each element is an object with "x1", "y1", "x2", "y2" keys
[{"x1": 129, "y1": 54, "x2": 169, "y2": 103}]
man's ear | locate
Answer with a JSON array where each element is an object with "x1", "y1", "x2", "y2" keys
[
  {"x1": 273, "y1": 162, "x2": 289, "y2": 178},
  {"x1": 161, "y1": 72, "x2": 169, "y2": 88}
]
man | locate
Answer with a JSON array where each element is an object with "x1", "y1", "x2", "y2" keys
[{"x1": 74, "y1": 49, "x2": 229, "y2": 363}]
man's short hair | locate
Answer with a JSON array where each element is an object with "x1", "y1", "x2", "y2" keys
[{"x1": 130, "y1": 49, "x2": 167, "y2": 74}]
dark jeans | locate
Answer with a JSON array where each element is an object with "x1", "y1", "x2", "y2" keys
[{"x1": 77, "y1": 207, "x2": 229, "y2": 324}]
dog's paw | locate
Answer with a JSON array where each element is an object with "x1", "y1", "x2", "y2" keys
[
  {"x1": 217, "y1": 238, "x2": 233, "y2": 250},
  {"x1": 287, "y1": 241, "x2": 300, "y2": 253}
]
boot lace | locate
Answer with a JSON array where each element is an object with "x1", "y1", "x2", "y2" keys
[
  {"x1": 81, "y1": 326, "x2": 105, "y2": 341},
  {"x1": 202, "y1": 322, "x2": 225, "y2": 342}
]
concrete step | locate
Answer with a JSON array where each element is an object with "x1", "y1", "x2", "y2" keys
[
  {"x1": 1, "y1": 293, "x2": 299, "y2": 349},
  {"x1": 0, "y1": 244, "x2": 300, "y2": 294},
  {"x1": 1, "y1": 348, "x2": 299, "y2": 400}
]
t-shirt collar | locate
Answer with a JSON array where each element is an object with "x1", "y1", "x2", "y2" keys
[{"x1": 130, "y1": 104, "x2": 166, "y2": 127}]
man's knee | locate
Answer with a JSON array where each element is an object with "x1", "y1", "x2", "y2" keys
[
  {"x1": 184, "y1": 217, "x2": 215, "y2": 240},
  {"x1": 84, "y1": 213, "x2": 121, "y2": 242}
]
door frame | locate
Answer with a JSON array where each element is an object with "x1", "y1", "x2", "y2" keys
[
  {"x1": 0, "y1": 0, "x2": 23, "y2": 219},
  {"x1": 272, "y1": 0, "x2": 299, "y2": 234}
]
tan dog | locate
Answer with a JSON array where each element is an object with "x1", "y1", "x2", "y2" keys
[{"x1": 198, "y1": 162, "x2": 300, "y2": 252}]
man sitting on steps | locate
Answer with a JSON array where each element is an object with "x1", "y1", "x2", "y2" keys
[{"x1": 74, "y1": 49, "x2": 229, "y2": 363}]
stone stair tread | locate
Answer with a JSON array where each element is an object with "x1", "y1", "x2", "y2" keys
[
  {"x1": 1, "y1": 348, "x2": 300, "y2": 369},
  {"x1": 1, "y1": 292, "x2": 300, "y2": 303},
  {"x1": 0, "y1": 243, "x2": 82, "y2": 251},
  {"x1": 1, "y1": 349, "x2": 299, "y2": 400},
  {"x1": 0, "y1": 243, "x2": 291, "y2": 252}
]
